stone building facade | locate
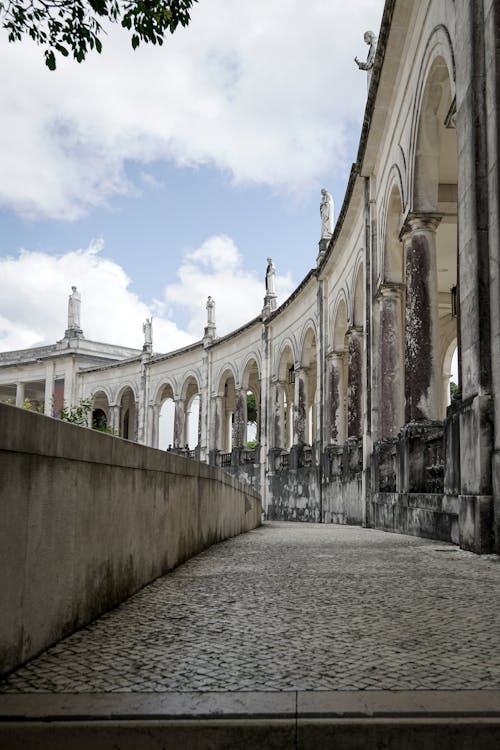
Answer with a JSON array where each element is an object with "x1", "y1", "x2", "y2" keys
[{"x1": 2, "y1": 0, "x2": 500, "y2": 555}]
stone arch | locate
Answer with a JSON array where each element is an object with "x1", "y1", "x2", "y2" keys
[
  {"x1": 216, "y1": 367, "x2": 237, "y2": 453},
  {"x1": 241, "y1": 355, "x2": 261, "y2": 446},
  {"x1": 275, "y1": 341, "x2": 295, "y2": 450},
  {"x1": 352, "y1": 261, "x2": 364, "y2": 328},
  {"x1": 409, "y1": 27, "x2": 456, "y2": 213},
  {"x1": 403, "y1": 45, "x2": 458, "y2": 422},
  {"x1": 92, "y1": 389, "x2": 110, "y2": 431},
  {"x1": 116, "y1": 384, "x2": 137, "y2": 441},
  {"x1": 179, "y1": 373, "x2": 201, "y2": 450},
  {"x1": 377, "y1": 182, "x2": 405, "y2": 439},
  {"x1": 216, "y1": 363, "x2": 238, "y2": 396},
  {"x1": 275, "y1": 337, "x2": 297, "y2": 381},
  {"x1": 114, "y1": 382, "x2": 138, "y2": 405},
  {"x1": 153, "y1": 379, "x2": 176, "y2": 406},
  {"x1": 332, "y1": 295, "x2": 348, "y2": 351},
  {"x1": 382, "y1": 181, "x2": 405, "y2": 284},
  {"x1": 299, "y1": 324, "x2": 318, "y2": 445},
  {"x1": 299, "y1": 320, "x2": 317, "y2": 364},
  {"x1": 155, "y1": 381, "x2": 176, "y2": 450},
  {"x1": 328, "y1": 296, "x2": 349, "y2": 444}
]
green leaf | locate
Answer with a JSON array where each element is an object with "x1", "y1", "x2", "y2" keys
[
  {"x1": 131, "y1": 33, "x2": 140, "y2": 50},
  {"x1": 45, "y1": 50, "x2": 56, "y2": 70}
]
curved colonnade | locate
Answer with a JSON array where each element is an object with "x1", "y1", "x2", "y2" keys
[{"x1": 34, "y1": 1, "x2": 500, "y2": 553}]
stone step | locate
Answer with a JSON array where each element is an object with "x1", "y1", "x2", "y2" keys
[{"x1": 1, "y1": 691, "x2": 500, "y2": 749}]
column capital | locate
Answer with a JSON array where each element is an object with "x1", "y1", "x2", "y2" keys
[
  {"x1": 327, "y1": 349, "x2": 345, "y2": 361},
  {"x1": 399, "y1": 211, "x2": 442, "y2": 241},
  {"x1": 346, "y1": 325, "x2": 364, "y2": 337},
  {"x1": 375, "y1": 281, "x2": 405, "y2": 300},
  {"x1": 293, "y1": 364, "x2": 309, "y2": 375}
]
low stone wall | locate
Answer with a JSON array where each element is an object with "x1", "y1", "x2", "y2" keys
[
  {"x1": 267, "y1": 466, "x2": 321, "y2": 522},
  {"x1": 322, "y1": 478, "x2": 364, "y2": 525},
  {"x1": 370, "y1": 492, "x2": 459, "y2": 544},
  {"x1": 0, "y1": 403, "x2": 261, "y2": 677}
]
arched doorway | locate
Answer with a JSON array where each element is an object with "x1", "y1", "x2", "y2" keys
[
  {"x1": 276, "y1": 344, "x2": 295, "y2": 450},
  {"x1": 92, "y1": 390, "x2": 110, "y2": 431},
  {"x1": 157, "y1": 383, "x2": 175, "y2": 450},
  {"x1": 119, "y1": 387, "x2": 136, "y2": 441},
  {"x1": 300, "y1": 328, "x2": 317, "y2": 446}
]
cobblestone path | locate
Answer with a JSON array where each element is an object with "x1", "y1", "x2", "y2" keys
[{"x1": 2, "y1": 522, "x2": 500, "y2": 693}]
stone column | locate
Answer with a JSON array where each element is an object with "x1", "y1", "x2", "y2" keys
[
  {"x1": 212, "y1": 395, "x2": 223, "y2": 453},
  {"x1": 15, "y1": 382, "x2": 25, "y2": 408},
  {"x1": 151, "y1": 403, "x2": 160, "y2": 448},
  {"x1": 272, "y1": 381, "x2": 285, "y2": 449},
  {"x1": 346, "y1": 327, "x2": 363, "y2": 438},
  {"x1": 173, "y1": 398, "x2": 185, "y2": 448},
  {"x1": 377, "y1": 283, "x2": 404, "y2": 438},
  {"x1": 233, "y1": 388, "x2": 247, "y2": 448},
  {"x1": 327, "y1": 351, "x2": 345, "y2": 444},
  {"x1": 109, "y1": 404, "x2": 120, "y2": 434},
  {"x1": 44, "y1": 363, "x2": 55, "y2": 416},
  {"x1": 293, "y1": 366, "x2": 308, "y2": 446},
  {"x1": 400, "y1": 212, "x2": 442, "y2": 422}
]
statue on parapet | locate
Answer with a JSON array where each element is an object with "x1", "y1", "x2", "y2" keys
[
  {"x1": 206, "y1": 296, "x2": 215, "y2": 327},
  {"x1": 204, "y1": 296, "x2": 216, "y2": 345},
  {"x1": 320, "y1": 188, "x2": 334, "y2": 240},
  {"x1": 143, "y1": 317, "x2": 153, "y2": 349},
  {"x1": 355, "y1": 30, "x2": 377, "y2": 72},
  {"x1": 67, "y1": 285, "x2": 82, "y2": 331},
  {"x1": 265, "y1": 258, "x2": 276, "y2": 296}
]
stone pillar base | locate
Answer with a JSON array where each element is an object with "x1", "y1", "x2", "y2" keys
[
  {"x1": 459, "y1": 494, "x2": 494, "y2": 553},
  {"x1": 492, "y1": 450, "x2": 500, "y2": 555}
]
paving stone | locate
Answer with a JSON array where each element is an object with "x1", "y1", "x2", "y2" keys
[{"x1": 2, "y1": 522, "x2": 500, "y2": 693}]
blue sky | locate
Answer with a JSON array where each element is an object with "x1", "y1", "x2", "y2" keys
[{"x1": 0, "y1": 0, "x2": 385, "y2": 353}]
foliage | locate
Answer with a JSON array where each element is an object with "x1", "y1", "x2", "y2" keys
[
  {"x1": 23, "y1": 397, "x2": 44, "y2": 413},
  {"x1": 59, "y1": 395, "x2": 94, "y2": 425},
  {"x1": 58, "y1": 394, "x2": 117, "y2": 433},
  {"x1": 450, "y1": 381, "x2": 459, "y2": 397},
  {"x1": 246, "y1": 392, "x2": 257, "y2": 425},
  {"x1": 246, "y1": 440, "x2": 256, "y2": 449},
  {"x1": 93, "y1": 420, "x2": 117, "y2": 434},
  {"x1": 0, "y1": 0, "x2": 198, "y2": 69}
]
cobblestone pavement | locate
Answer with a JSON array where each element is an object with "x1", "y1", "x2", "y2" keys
[{"x1": 2, "y1": 522, "x2": 500, "y2": 693}]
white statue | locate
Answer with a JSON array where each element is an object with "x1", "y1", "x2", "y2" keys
[
  {"x1": 320, "y1": 188, "x2": 334, "y2": 239},
  {"x1": 67, "y1": 286, "x2": 81, "y2": 330},
  {"x1": 143, "y1": 317, "x2": 152, "y2": 347},
  {"x1": 265, "y1": 258, "x2": 276, "y2": 295},
  {"x1": 206, "y1": 296, "x2": 215, "y2": 327},
  {"x1": 355, "y1": 30, "x2": 377, "y2": 71}
]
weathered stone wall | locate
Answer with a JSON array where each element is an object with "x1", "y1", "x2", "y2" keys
[
  {"x1": 0, "y1": 403, "x2": 261, "y2": 678},
  {"x1": 371, "y1": 493, "x2": 459, "y2": 545},
  {"x1": 267, "y1": 467, "x2": 321, "y2": 522}
]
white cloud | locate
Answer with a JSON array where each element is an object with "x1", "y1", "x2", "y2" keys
[
  {"x1": 164, "y1": 235, "x2": 295, "y2": 337},
  {"x1": 0, "y1": 0, "x2": 385, "y2": 219},
  {"x1": 0, "y1": 236, "x2": 293, "y2": 352},
  {"x1": 0, "y1": 241, "x2": 192, "y2": 352}
]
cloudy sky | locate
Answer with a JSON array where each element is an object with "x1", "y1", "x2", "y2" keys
[{"x1": 0, "y1": 0, "x2": 385, "y2": 354}]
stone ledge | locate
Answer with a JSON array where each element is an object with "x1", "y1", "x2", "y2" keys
[
  {"x1": 2, "y1": 691, "x2": 500, "y2": 750},
  {"x1": 2, "y1": 690, "x2": 500, "y2": 721}
]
